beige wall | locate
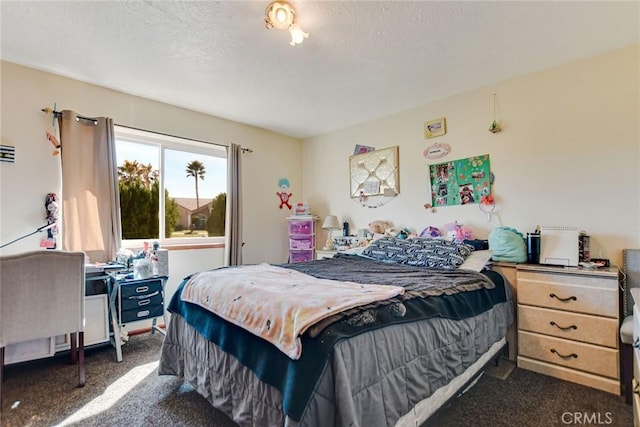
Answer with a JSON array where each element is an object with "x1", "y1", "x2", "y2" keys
[
  {"x1": 303, "y1": 45, "x2": 640, "y2": 267},
  {"x1": 0, "y1": 61, "x2": 302, "y2": 299}
]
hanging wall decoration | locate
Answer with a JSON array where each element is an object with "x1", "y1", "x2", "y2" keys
[
  {"x1": 40, "y1": 192, "x2": 59, "y2": 249},
  {"x1": 276, "y1": 178, "x2": 293, "y2": 210},
  {"x1": 428, "y1": 154, "x2": 491, "y2": 207},
  {"x1": 489, "y1": 93, "x2": 502, "y2": 134},
  {"x1": 423, "y1": 142, "x2": 451, "y2": 160},
  {"x1": 424, "y1": 117, "x2": 446, "y2": 139},
  {"x1": 42, "y1": 102, "x2": 62, "y2": 155},
  {"x1": 350, "y1": 146, "x2": 400, "y2": 208}
]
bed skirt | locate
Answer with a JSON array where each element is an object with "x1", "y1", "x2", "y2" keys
[{"x1": 159, "y1": 297, "x2": 512, "y2": 427}]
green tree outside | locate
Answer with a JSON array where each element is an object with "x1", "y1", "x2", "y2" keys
[
  {"x1": 206, "y1": 192, "x2": 226, "y2": 237},
  {"x1": 117, "y1": 161, "x2": 178, "y2": 239}
]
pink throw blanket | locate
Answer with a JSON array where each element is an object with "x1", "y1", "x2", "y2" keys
[{"x1": 181, "y1": 263, "x2": 405, "y2": 359}]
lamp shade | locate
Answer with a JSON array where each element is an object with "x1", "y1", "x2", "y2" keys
[{"x1": 322, "y1": 215, "x2": 341, "y2": 230}]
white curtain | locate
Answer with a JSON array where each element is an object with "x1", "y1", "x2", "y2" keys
[
  {"x1": 59, "y1": 111, "x2": 121, "y2": 263},
  {"x1": 224, "y1": 143, "x2": 243, "y2": 266}
]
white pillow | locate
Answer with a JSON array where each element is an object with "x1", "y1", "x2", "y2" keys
[{"x1": 458, "y1": 250, "x2": 493, "y2": 272}]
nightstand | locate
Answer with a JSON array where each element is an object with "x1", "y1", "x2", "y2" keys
[
  {"x1": 316, "y1": 250, "x2": 337, "y2": 260},
  {"x1": 107, "y1": 274, "x2": 168, "y2": 362}
]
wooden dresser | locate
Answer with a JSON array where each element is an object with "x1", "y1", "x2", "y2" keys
[
  {"x1": 516, "y1": 265, "x2": 621, "y2": 394},
  {"x1": 631, "y1": 288, "x2": 640, "y2": 426}
]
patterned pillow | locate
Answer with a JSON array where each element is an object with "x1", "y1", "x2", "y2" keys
[{"x1": 362, "y1": 237, "x2": 474, "y2": 270}]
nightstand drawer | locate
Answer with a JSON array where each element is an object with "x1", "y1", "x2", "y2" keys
[
  {"x1": 120, "y1": 279, "x2": 163, "y2": 298},
  {"x1": 120, "y1": 304, "x2": 164, "y2": 323},
  {"x1": 518, "y1": 275, "x2": 617, "y2": 317},
  {"x1": 120, "y1": 291, "x2": 163, "y2": 311},
  {"x1": 519, "y1": 331, "x2": 619, "y2": 379},
  {"x1": 518, "y1": 305, "x2": 618, "y2": 347}
]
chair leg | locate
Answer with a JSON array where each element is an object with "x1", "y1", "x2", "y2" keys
[
  {"x1": 70, "y1": 332, "x2": 77, "y2": 365},
  {"x1": 78, "y1": 332, "x2": 85, "y2": 387},
  {"x1": 622, "y1": 343, "x2": 633, "y2": 405}
]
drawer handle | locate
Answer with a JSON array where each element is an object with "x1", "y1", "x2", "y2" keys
[
  {"x1": 135, "y1": 286, "x2": 149, "y2": 293},
  {"x1": 550, "y1": 348, "x2": 578, "y2": 359},
  {"x1": 549, "y1": 293, "x2": 577, "y2": 302},
  {"x1": 127, "y1": 291, "x2": 159, "y2": 300},
  {"x1": 550, "y1": 321, "x2": 577, "y2": 331},
  {"x1": 136, "y1": 310, "x2": 150, "y2": 318},
  {"x1": 138, "y1": 299, "x2": 150, "y2": 306}
]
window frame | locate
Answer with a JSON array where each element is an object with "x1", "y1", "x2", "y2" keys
[{"x1": 114, "y1": 125, "x2": 227, "y2": 249}]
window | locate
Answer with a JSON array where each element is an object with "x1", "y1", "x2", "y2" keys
[{"x1": 114, "y1": 126, "x2": 227, "y2": 247}]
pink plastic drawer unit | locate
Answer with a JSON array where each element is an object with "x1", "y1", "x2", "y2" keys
[
  {"x1": 290, "y1": 250, "x2": 313, "y2": 263},
  {"x1": 288, "y1": 220, "x2": 312, "y2": 236},
  {"x1": 290, "y1": 237, "x2": 313, "y2": 250}
]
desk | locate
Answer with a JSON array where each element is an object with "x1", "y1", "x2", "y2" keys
[{"x1": 107, "y1": 274, "x2": 168, "y2": 362}]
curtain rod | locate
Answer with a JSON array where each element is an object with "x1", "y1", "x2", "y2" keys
[{"x1": 41, "y1": 108, "x2": 253, "y2": 153}]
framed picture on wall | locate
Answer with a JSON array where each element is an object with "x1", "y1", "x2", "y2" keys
[
  {"x1": 424, "y1": 117, "x2": 446, "y2": 139},
  {"x1": 354, "y1": 144, "x2": 375, "y2": 155}
]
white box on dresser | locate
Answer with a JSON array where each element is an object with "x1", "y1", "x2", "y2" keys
[{"x1": 516, "y1": 265, "x2": 621, "y2": 395}]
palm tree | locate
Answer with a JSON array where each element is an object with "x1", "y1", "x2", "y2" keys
[
  {"x1": 118, "y1": 160, "x2": 141, "y2": 185},
  {"x1": 139, "y1": 163, "x2": 154, "y2": 189},
  {"x1": 185, "y1": 160, "x2": 206, "y2": 208},
  {"x1": 118, "y1": 161, "x2": 156, "y2": 189}
]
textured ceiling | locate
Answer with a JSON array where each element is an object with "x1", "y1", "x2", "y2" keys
[{"x1": 1, "y1": 1, "x2": 638, "y2": 139}]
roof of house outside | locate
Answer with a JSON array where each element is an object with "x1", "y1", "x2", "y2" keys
[{"x1": 172, "y1": 197, "x2": 213, "y2": 212}]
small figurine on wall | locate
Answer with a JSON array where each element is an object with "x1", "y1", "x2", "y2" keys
[{"x1": 276, "y1": 178, "x2": 292, "y2": 210}]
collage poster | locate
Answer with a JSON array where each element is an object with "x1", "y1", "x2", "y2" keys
[{"x1": 429, "y1": 154, "x2": 491, "y2": 207}]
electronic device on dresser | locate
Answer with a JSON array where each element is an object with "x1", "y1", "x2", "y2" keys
[{"x1": 538, "y1": 226, "x2": 579, "y2": 267}]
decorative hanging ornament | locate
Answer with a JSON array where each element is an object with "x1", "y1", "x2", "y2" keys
[
  {"x1": 489, "y1": 93, "x2": 501, "y2": 134},
  {"x1": 479, "y1": 194, "x2": 496, "y2": 221},
  {"x1": 423, "y1": 142, "x2": 451, "y2": 160}
]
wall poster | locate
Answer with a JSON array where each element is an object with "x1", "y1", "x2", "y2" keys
[{"x1": 429, "y1": 154, "x2": 491, "y2": 207}]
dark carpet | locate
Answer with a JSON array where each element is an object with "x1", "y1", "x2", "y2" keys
[{"x1": 1, "y1": 334, "x2": 633, "y2": 427}]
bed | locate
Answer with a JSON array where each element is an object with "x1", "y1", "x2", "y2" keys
[{"x1": 159, "y1": 237, "x2": 514, "y2": 426}]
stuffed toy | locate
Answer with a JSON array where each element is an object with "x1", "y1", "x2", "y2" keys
[
  {"x1": 368, "y1": 220, "x2": 391, "y2": 240},
  {"x1": 419, "y1": 226, "x2": 442, "y2": 238},
  {"x1": 389, "y1": 227, "x2": 414, "y2": 240},
  {"x1": 442, "y1": 221, "x2": 473, "y2": 243}
]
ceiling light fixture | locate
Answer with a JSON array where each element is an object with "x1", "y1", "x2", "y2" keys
[{"x1": 264, "y1": 1, "x2": 309, "y2": 46}]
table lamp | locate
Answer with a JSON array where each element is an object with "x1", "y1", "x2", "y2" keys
[{"x1": 321, "y1": 215, "x2": 341, "y2": 250}]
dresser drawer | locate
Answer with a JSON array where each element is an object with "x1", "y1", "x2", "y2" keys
[
  {"x1": 519, "y1": 330, "x2": 619, "y2": 379},
  {"x1": 518, "y1": 274, "x2": 617, "y2": 317},
  {"x1": 518, "y1": 305, "x2": 618, "y2": 348},
  {"x1": 119, "y1": 278, "x2": 163, "y2": 298},
  {"x1": 120, "y1": 304, "x2": 164, "y2": 323},
  {"x1": 120, "y1": 291, "x2": 163, "y2": 311}
]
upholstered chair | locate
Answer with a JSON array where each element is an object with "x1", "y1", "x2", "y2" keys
[{"x1": 0, "y1": 250, "x2": 86, "y2": 414}]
